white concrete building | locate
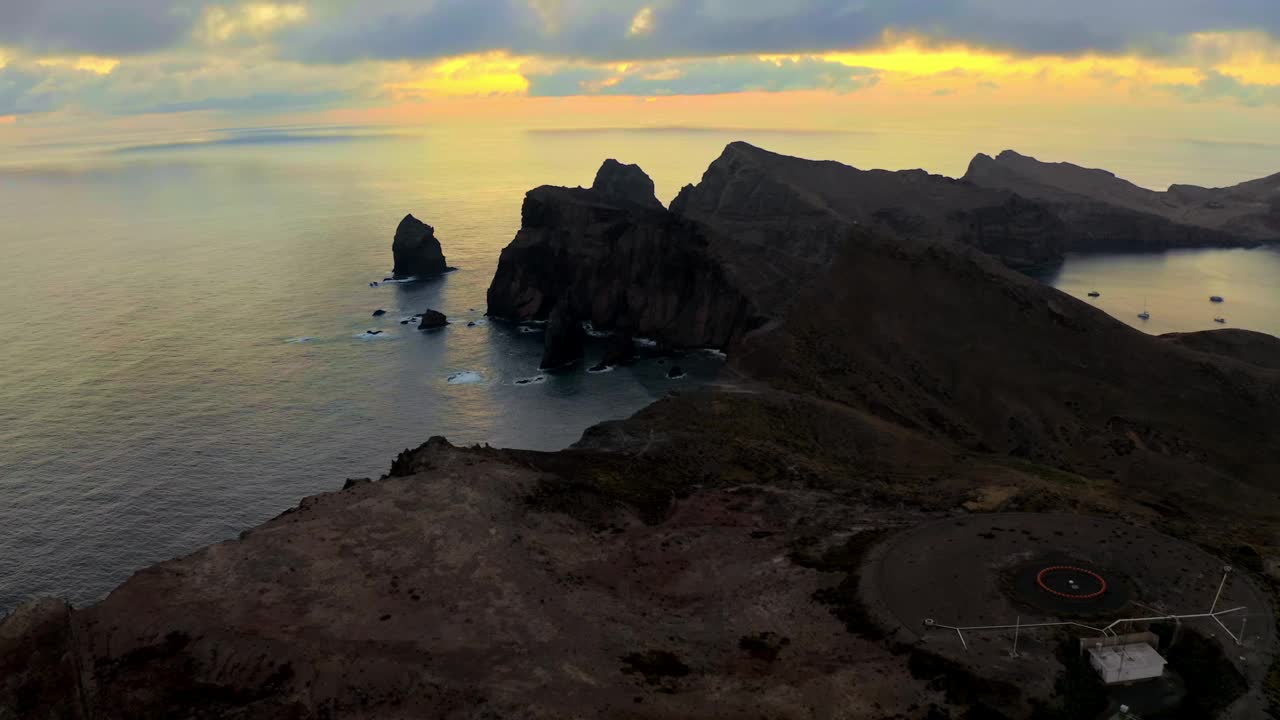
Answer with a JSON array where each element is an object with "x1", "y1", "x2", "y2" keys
[{"x1": 1087, "y1": 642, "x2": 1167, "y2": 684}]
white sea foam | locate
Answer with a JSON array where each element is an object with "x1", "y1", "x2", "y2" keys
[
  {"x1": 699, "y1": 348, "x2": 728, "y2": 359},
  {"x1": 380, "y1": 276, "x2": 417, "y2": 284},
  {"x1": 587, "y1": 364, "x2": 615, "y2": 374},
  {"x1": 582, "y1": 321, "x2": 611, "y2": 338},
  {"x1": 519, "y1": 326, "x2": 542, "y2": 334},
  {"x1": 284, "y1": 336, "x2": 315, "y2": 344},
  {"x1": 633, "y1": 337, "x2": 658, "y2": 348},
  {"x1": 447, "y1": 371, "x2": 485, "y2": 385}
]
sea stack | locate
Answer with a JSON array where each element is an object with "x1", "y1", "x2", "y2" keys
[{"x1": 392, "y1": 214, "x2": 453, "y2": 279}]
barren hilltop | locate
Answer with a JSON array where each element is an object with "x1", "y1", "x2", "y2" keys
[{"x1": 4, "y1": 143, "x2": 1279, "y2": 720}]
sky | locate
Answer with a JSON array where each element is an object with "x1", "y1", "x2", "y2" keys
[{"x1": 2, "y1": 1, "x2": 1280, "y2": 151}]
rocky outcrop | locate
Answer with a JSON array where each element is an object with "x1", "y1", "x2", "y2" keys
[
  {"x1": 0, "y1": 598, "x2": 81, "y2": 719},
  {"x1": 964, "y1": 150, "x2": 1280, "y2": 252},
  {"x1": 418, "y1": 309, "x2": 448, "y2": 330},
  {"x1": 591, "y1": 158, "x2": 664, "y2": 210},
  {"x1": 392, "y1": 214, "x2": 453, "y2": 278},
  {"x1": 486, "y1": 162, "x2": 757, "y2": 351}
]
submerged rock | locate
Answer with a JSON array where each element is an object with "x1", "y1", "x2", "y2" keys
[
  {"x1": 418, "y1": 309, "x2": 449, "y2": 330},
  {"x1": 372, "y1": 309, "x2": 387, "y2": 317},
  {"x1": 393, "y1": 214, "x2": 454, "y2": 279}
]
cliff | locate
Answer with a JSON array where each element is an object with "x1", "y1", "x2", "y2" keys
[
  {"x1": 487, "y1": 142, "x2": 1070, "y2": 365},
  {"x1": 964, "y1": 150, "x2": 1280, "y2": 252}
]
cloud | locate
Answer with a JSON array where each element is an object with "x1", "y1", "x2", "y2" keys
[
  {"x1": 627, "y1": 7, "x2": 655, "y2": 37},
  {"x1": 198, "y1": 3, "x2": 309, "y2": 45},
  {"x1": 0, "y1": 65, "x2": 62, "y2": 115},
  {"x1": 527, "y1": 56, "x2": 880, "y2": 96},
  {"x1": 0, "y1": 0, "x2": 197, "y2": 56},
  {"x1": 1164, "y1": 69, "x2": 1280, "y2": 106},
  {"x1": 278, "y1": 0, "x2": 1280, "y2": 64},
  {"x1": 3, "y1": 1, "x2": 1280, "y2": 66},
  {"x1": 0, "y1": 53, "x2": 383, "y2": 117},
  {"x1": 3, "y1": 0, "x2": 1280, "y2": 120}
]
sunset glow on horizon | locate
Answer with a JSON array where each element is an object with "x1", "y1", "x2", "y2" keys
[{"x1": 0, "y1": 2, "x2": 1277, "y2": 152}]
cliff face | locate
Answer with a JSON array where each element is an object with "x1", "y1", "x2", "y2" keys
[
  {"x1": 391, "y1": 214, "x2": 452, "y2": 278},
  {"x1": 487, "y1": 143, "x2": 1073, "y2": 366},
  {"x1": 486, "y1": 166, "x2": 756, "y2": 353},
  {"x1": 964, "y1": 150, "x2": 1280, "y2": 251}
]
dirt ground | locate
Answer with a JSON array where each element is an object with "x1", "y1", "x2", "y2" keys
[{"x1": 860, "y1": 512, "x2": 1276, "y2": 718}]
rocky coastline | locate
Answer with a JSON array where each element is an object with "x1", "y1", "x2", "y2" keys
[{"x1": 4, "y1": 143, "x2": 1280, "y2": 719}]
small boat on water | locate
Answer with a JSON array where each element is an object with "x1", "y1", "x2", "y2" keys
[
  {"x1": 1088, "y1": 291, "x2": 1101, "y2": 298},
  {"x1": 1138, "y1": 298, "x2": 1150, "y2": 321},
  {"x1": 1214, "y1": 318, "x2": 1227, "y2": 324},
  {"x1": 1210, "y1": 295, "x2": 1225, "y2": 303}
]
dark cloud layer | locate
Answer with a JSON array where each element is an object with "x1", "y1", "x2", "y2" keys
[
  {"x1": 2, "y1": 1, "x2": 1277, "y2": 62},
  {"x1": 280, "y1": 0, "x2": 1280, "y2": 64},
  {"x1": 0, "y1": 0, "x2": 196, "y2": 55}
]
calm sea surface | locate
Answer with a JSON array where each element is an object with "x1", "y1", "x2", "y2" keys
[{"x1": 2, "y1": 126, "x2": 1279, "y2": 613}]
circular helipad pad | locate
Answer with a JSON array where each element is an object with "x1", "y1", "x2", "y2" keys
[
  {"x1": 1036, "y1": 566, "x2": 1106, "y2": 599},
  {"x1": 1008, "y1": 558, "x2": 1130, "y2": 615}
]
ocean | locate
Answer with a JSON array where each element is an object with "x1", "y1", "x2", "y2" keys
[{"x1": 2, "y1": 126, "x2": 1279, "y2": 613}]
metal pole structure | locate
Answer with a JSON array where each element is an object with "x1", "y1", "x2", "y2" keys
[
  {"x1": 925, "y1": 607, "x2": 1248, "y2": 646},
  {"x1": 1212, "y1": 614, "x2": 1244, "y2": 646},
  {"x1": 1210, "y1": 566, "x2": 1232, "y2": 614},
  {"x1": 1011, "y1": 616, "x2": 1020, "y2": 657}
]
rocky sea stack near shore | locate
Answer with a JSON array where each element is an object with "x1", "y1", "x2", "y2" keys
[
  {"x1": 5, "y1": 143, "x2": 1280, "y2": 719},
  {"x1": 391, "y1": 213, "x2": 453, "y2": 278},
  {"x1": 486, "y1": 157, "x2": 758, "y2": 366}
]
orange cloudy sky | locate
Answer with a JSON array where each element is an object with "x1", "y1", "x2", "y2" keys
[{"x1": 2, "y1": 1, "x2": 1279, "y2": 142}]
